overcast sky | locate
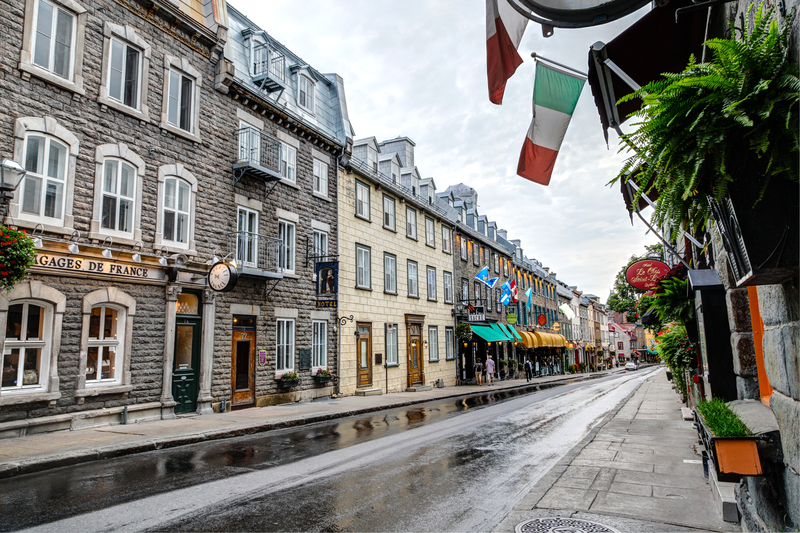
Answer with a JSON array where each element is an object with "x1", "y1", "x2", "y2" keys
[{"x1": 234, "y1": 1, "x2": 660, "y2": 302}]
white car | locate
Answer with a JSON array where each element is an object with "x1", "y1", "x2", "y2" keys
[{"x1": 625, "y1": 361, "x2": 638, "y2": 371}]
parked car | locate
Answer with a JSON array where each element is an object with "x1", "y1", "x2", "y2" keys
[{"x1": 625, "y1": 361, "x2": 638, "y2": 371}]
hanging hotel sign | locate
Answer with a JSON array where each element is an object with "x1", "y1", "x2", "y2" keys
[
  {"x1": 507, "y1": 313, "x2": 517, "y2": 325},
  {"x1": 33, "y1": 253, "x2": 165, "y2": 280},
  {"x1": 538, "y1": 314, "x2": 547, "y2": 326},
  {"x1": 553, "y1": 322, "x2": 561, "y2": 332},
  {"x1": 316, "y1": 261, "x2": 338, "y2": 297},
  {"x1": 468, "y1": 306, "x2": 486, "y2": 322},
  {"x1": 625, "y1": 259, "x2": 670, "y2": 290}
]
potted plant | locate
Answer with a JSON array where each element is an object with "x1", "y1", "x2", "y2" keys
[
  {"x1": 498, "y1": 359, "x2": 507, "y2": 380},
  {"x1": 0, "y1": 226, "x2": 37, "y2": 291},
  {"x1": 615, "y1": 4, "x2": 799, "y2": 280},
  {"x1": 695, "y1": 398, "x2": 763, "y2": 478},
  {"x1": 456, "y1": 323, "x2": 473, "y2": 343},
  {"x1": 314, "y1": 368, "x2": 333, "y2": 383},
  {"x1": 277, "y1": 371, "x2": 299, "y2": 388},
  {"x1": 655, "y1": 324, "x2": 696, "y2": 402}
]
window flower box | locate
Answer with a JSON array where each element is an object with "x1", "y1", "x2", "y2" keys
[
  {"x1": 314, "y1": 368, "x2": 333, "y2": 384},
  {"x1": 277, "y1": 371, "x2": 298, "y2": 388}
]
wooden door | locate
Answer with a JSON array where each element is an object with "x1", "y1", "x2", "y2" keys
[
  {"x1": 356, "y1": 323, "x2": 372, "y2": 388},
  {"x1": 407, "y1": 323, "x2": 423, "y2": 387},
  {"x1": 231, "y1": 318, "x2": 256, "y2": 408},
  {"x1": 173, "y1": 317, "x2": 201, "y2": 414}
]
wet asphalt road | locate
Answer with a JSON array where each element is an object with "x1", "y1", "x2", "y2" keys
[{"x1": 5, "y1": 369, "x2": 655, "y2": 532}]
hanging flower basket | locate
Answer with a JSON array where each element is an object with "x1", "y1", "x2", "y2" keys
[{"x1": 0, "y1": 226, "x2": 36, "y2": 291}]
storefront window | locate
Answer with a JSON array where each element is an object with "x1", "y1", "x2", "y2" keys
[{"x1": 2, "y1": 302, "x2": 48, "y2": 390}]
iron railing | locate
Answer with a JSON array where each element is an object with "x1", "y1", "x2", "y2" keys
[
  {"x1": 226, "y1": 231, "x2": 283, "y2": 275},
  {"x1": 252, "y1": 43, "x2": 286, "y2": 84},
  {"x1": 235, "y1": 127, "x2": 281, "y2": 176}
]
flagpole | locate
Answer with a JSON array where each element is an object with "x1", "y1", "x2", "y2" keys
[{"x1": 530, "y1": 53, "x2": 588, "y2": 79}]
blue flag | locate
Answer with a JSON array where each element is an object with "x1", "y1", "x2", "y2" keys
[
  {"x1": 525, "y1": 287, "x2": 533, "y2": 309},
  {"x1": 475, "y1": 266, "x2": 499, "y2": 289},
  {"x1": 500, "y1": 280, "x2": 512, "y2": 306}
]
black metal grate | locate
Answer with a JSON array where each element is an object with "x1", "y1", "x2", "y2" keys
[{"x1": 515, "y1": 517, "x2": 621, "y2": 533}]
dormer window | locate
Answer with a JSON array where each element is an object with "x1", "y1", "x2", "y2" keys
[{"x1": 298, "y1": 74, "x2": 315, "y2": 113}]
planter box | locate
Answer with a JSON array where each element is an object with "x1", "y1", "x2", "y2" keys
[
  {"x1": 695, "y1": 412, "x2": 765, "y2": 481},
  {"x1": 277, "y1": 379, "x2": 299, "y2": 388},
  {"x1": 314, "y1": 375, "x2": 333, "y2": 384}
]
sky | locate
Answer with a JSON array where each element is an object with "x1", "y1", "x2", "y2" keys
[{"x1": 233, "y1": 1, "x2": 660, "y2": 302}]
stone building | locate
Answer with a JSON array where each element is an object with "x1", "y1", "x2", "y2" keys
[
  {"x1": 0, "y1": 0, "x2": 350, "y2": 434},
  {"x1": 337, "y1": 136, "x2": 456, "y2": 395}
]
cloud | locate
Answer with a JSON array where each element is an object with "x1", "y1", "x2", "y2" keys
[{"x1": 235, "y1": 0, "x2": 658, "y2": 301}]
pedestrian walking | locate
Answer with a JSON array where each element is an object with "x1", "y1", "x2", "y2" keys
[
  {"x1": 474, "y1": 358, "x2": 483, "y2": 386},
  {"x1": 485, "y1": 355, "x2": 495, "y2": 385},
  {"x1": 524, "y1": 357, "x2": 533, "y2": 382}
]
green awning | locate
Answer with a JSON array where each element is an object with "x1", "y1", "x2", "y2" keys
[
  {"x1": 502, "y1": 324, "x2": 523, "y2": 342},
  {"x1": 471, "y1": 325, "x2": 510, "y2": 342},
  {"x1": 489, "y1": 323, "x2": 515, "y2": 341}
]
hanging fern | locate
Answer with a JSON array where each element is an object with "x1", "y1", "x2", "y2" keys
[{"x1": 613, "y1": 3, "x2": 799, "y2": 238}]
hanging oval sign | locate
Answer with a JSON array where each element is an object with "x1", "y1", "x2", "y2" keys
[{"x1": 625, "y1": 259, "x2": 670, "y2": 290}]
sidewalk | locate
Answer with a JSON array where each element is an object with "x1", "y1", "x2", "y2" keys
[
  {"x1": 494, "y1": 369, "x2": 742, "y2": 533},
  {"x1": 0, "y1": 370, "x2": 611, "y2": 480}
]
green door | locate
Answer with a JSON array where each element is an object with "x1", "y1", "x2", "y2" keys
[{"x1": 173, "y1": 317, "x2": 201, "y2": 414}]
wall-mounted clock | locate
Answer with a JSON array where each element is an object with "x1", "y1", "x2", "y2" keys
[{"x1": 208, "y1": 261, "x2": 238, "y2": 292}]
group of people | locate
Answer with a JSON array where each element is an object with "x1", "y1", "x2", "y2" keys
[{"x1": 473, "y1": 356, "x2": 537, "y2": 385}]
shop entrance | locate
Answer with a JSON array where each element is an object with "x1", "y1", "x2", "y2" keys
[
  {"x1": 173, "y1": 292, "x2": 202, "y2": 414},
  {"x1": 231, "y1": 315, "x2": 256, "y2": 409},
  {"x1": 356, "y1": 323, "x2": 372, "y2": 388}
]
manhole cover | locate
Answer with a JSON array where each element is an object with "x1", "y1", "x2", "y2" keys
[{"x1": 515, "y1": 517, "x2": 621, "y2": 533}]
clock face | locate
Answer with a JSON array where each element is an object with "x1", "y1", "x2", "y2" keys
[{"x1": 208, "y1": 262, "x2": 237, "y2": 292}]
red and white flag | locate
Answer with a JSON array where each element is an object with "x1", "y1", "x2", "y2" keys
[
  {"x1": 517, "y1": 60, "x2": 586, "y2": 185},
  {"x1": 486, "y1": 0, "x2": 528, "y2": 105},
  {"x1": 509, "y1": 278, "x2": 518, "y2": 303}
]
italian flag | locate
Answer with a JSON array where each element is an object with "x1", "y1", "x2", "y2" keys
[
  {"x1": 517, "y1": 61, "x2": 586, "y2": 185},
  {"x1": 486, "y1": 0, "x2": 528, "y2": 105}
]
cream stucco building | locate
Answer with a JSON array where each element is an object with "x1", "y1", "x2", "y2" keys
[{"x1": 337, "y1": 137, "x2": 458, "y2": 395}]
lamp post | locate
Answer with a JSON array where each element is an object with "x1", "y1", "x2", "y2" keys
[
  {"x1": 0, "y1": 159, "x2": 27, "y2": 219},
  {"x1": 336, "y1": 314, "x2": 354, "y2": 396}
]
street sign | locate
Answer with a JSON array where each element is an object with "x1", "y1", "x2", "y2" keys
[{"x1": 468, "y1": 306, "x2": 486, "y2": 322}]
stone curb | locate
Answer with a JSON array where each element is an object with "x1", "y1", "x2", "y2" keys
[{"x1": 0, "y1": 372, "x2": 612, "y2": 479}]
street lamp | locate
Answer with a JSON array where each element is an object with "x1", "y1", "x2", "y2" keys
[{"x1": 0, "y1": 159, "x2": 26, "y2": 214}]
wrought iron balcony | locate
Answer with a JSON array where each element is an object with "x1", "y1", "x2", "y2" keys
[
  {"x1": 226, "y1": 231, "x2": 284, "y2": 279},
  {"x1": 233, "y1": 128, "x2": 282, "y2": 187},
  {"x1": 252, "y1": 43, "x2": 286, "y2": 93}
]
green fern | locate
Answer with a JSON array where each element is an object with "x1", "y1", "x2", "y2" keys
[{"x1": 612, "y1": 3, "x2": 799, "y2": 239}]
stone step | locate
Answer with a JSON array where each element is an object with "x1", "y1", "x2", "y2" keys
[
  {"x1": 354, "y1": 388, "x2": 383, "y2": 396},
  {"x1": 407, "y1": 385, "x2": 433, "y2": 392}
]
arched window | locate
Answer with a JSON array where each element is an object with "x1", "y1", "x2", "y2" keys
[{"x1": 155, "y1": 164, "x2": 197, "y2": 254}]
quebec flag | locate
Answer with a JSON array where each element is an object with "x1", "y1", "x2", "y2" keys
[
  {"x1": 500, "y1": 280, "x2": 513, "y2": 306},
  {"x1": 475, "y1": 266, "x2": 499, "y2": 289}
]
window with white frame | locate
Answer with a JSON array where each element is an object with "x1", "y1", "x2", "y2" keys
[
  {"x1": 237, "y1": 121, "x2": 260, "y2": 163},
  {"x1": 237, "y1": 207, "x2": 258, "y2": 267},
  {"x1": 460, "y1": 236, "x2": 467, "y2": 261},
  {"x1": 2, "y1": 302, "x2": 51, "y2": 392},
  {"x1": 313, "y1": 230, "x2": 328, "y2": 260},
  {"x1": 474, "y1": 281, "x2": 482, "y2": 306},
  {"x1": 494, "y1": 253, "x2": 500, "y2": 273},
  {"x1": 445, "y1": 327, "x2": 454, "y2": 360},
  {"x1": 382, "y1": 195, "x2": 395, "y2": 231},
  {"x1": 280, "y1": 143, "x2": 297, "y2": 182},
  {"x1": 355, "y1": 180, "x2": 370, "y2": 220},
  {"x1": 428, "y1": 326, "x2": 439, "y2": 362},
  {"x1": 461, "y1": 278, "x2": 469, "y2": 303},
  {"x1": 313, "y1": 159, "x2": 328, "y2": 196},
  {"x1": 161, "y1": 177, "x2": 191, "y2": 247},
  {"x1": 407, "y1": 260, "x2": 418, "y2": 297},
  {"x1": 384, "y1": 253, "x2": 397, "y2": 294},
  {"x1": 356, "y1": 244, "x2": 371, "y2": 289},
  {"x1": 406, "y1": 207, "x2": 417, "y2": 239},
  {"x1": 497, "y1": 288, "x2": 503, "y2": 312},
  {"x1": 443, "y1": 271, "x2": 453, "y2": 304},
  {"x1": 166, "y1": 68, "x2": 194, "y2": 132},
  {"x1": 85, "y1": 305, "x2": 123, "y2": 385},
  {"x1": 442, "y1": 226, "x2": 451, "y2": 253},
  {"x1": 427, "y1": 266, "x2": 437, "y2": 301},
  {"x1": 298, "y1": 75, "x2": 315, "y2": 113},
  {"x1": 472, "y1": 242, "x2": 479, "y2": 265},
  {"x1": 276, "y1": 319, "x2": 295, "y2": 372},
  {"x1": 107, "y1": 37, "x2": 141, "y2": 110},
  {"x1": 480, "y1": 247, "x2": 485, "y2": 265},
  {"x1": 486, "y1": 286, "x2": 493, "y2": 312},
  {"x1": 100, "y1": 159, "x2": 136, "y2": 237},
  {"x1": 385, "y1": 323, "x2": 398, "y2": 365},
  {"x1": 20, "y1": 134, "x2": 68, "y2": 224},
  {"x1": 278, "y1": 219, "x2": 295, "y2": 273},
  {"x1": 31, "y1": 0, "x2": 76, "y2": 80},
  {"x1": 425, "y1": 217, "x2": 435, "y2": 247},
  {"x1": 312, "y1": 320, "x2": 327, "y2": 368}
]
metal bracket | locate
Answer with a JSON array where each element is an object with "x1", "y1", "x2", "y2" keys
[
  {"x1": 265, "y1": 278, "x2": 281, "y2": 300},
  {"x1": 232, "y1": 167, "x2": 247, "y2": 188},
  {"x1": 264, "y1": 180, "x2": 278, "y2": 200},
  {"x1": 675, "y1": 0, "x2": 736, "y2": 21},
  {"x1": 304, "y1": 235, "x2": 338, "y2": 267}
]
